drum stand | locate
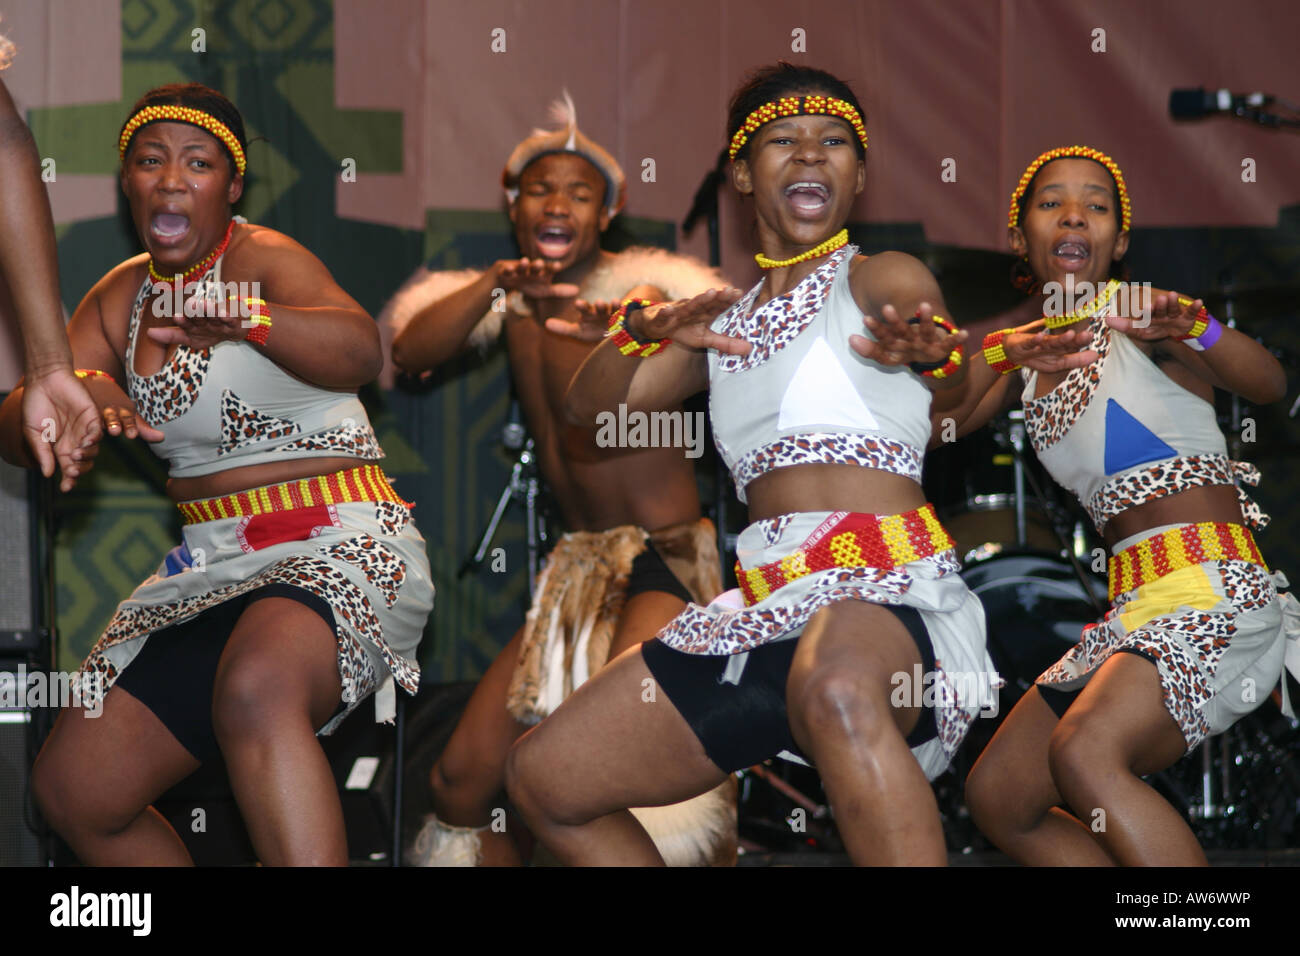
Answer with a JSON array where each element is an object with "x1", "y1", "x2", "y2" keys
[
  {"x1": 458, "y1": 411, "x2": 548, "y2": 598},
  {"x1": 998, "y1": 411, "x2": 1108, "y2": 617},
  {"x1": 1185, "y1": 282, "x2": 1244, "y2": 824}
]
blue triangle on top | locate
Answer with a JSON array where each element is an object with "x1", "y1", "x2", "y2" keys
[{"x1": 1104, "y1": 398, "x2": 1178, "y2": 475}]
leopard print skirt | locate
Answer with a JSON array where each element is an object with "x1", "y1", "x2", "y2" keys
[
  {"x1": 654, "y1": 510, "x2": 998, "y2": 781},
  {"x1": 73, "y1": 493, "x2": 434, "y2": 734},
  {"x1": 1036, "y1": 522, "x2": 1293, "y2": 750}
]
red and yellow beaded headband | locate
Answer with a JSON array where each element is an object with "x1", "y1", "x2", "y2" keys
[
  {"x1": 118, "y1": 105, "x2": 247, "y2": 176},
  {"x1": 728, "y1": 95, "x2": 868, "y2": 161},
  {"x1": 1008, "y1": 145, "x2": 1130, "y2": 232}
]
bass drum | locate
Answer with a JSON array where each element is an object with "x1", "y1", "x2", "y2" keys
[
  {"x1": 961, "y1": 551, "x2": 1107, "y2": 706},
  {"x1": 936, "y1": 552, "x2": 1109, "y2": 851}
]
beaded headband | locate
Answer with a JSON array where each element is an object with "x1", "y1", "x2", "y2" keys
[
  {"x1": 119, "y1": 105, "x2": 247, "y2": 176},
  {"x1": 1008, "y1": 145, "x2": 1130, "y2": 232},
  {"x1": 728, "y1": 94, "x2": 868, "y2": 161}
]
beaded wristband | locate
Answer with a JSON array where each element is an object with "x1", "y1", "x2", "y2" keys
[
  {"x1": 981, "y1": 329, "x2": 1021, "y2": 375},
  {"x1": 243, "y1": 297, "x2": 271, "y2": 346},
  {"x1": 607, "y1": 298, "x2": 670, "y2": 358},
  {"x1": 74, "y1": 369, "x2": 116, "y2": 385},
  {"x1": 909, "y1": 314, "x2": 964, "y2": 379}
]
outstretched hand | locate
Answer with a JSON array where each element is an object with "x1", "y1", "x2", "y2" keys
[
  {"x1": 21, "y1": 366, "x2": 101, "y2": 492},
  {"x1": 1105, "y1": 289, "x2": 1204, "y2": 341},
  {"x1": 546, "y1": 287, "x2": 751, "y2": 355},
  {"x1": 850, "y1": 302, "x2": 966, "y2": 366},
  {"x1": 1002, "y1": 324, "x2": 1099, "y2": 373},
  {"x1": 146, "y1": 294, "x2": 248, "y2": 350},
  {"x1": 543, "y1": 299, "x2": 620, "y2": 343},
  {"x1": 495, "y1": 257, "x2": 581, "y2": 300}
]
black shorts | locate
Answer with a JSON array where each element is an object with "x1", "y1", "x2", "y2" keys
[
  {"x1": 113, "y1": 583, "x2": 337, "y2": 763},
  {"x1": 625, "y1": 541, "x2": 694, "y2": 605},
  {"x1": 1035, "y1": 647, "x2": 1159, "y2": 720},
  {"x1": 640, "y1": 602, "x2": 938, "y2": 773}
]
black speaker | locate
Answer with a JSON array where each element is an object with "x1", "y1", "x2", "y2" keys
[
  {"x1": 0, "y1": 455, "x2": 45, "y2": 657},
  {"x1": 0, "y1": 669, "x2": 41, "y2": 866},
  {"x1": 0, "y1": 452, "x2": 53, "y2": 866}
]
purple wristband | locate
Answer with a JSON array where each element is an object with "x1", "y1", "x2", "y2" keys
[{"x1": 1189, "y1": 313, "x2": 1223, "y2": 352}]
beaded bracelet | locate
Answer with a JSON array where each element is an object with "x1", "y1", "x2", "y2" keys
[
  {"x1": 908, "y1": 314, "x2": 963, "y2": 379},
  {"x1": 243, "y1": 297, "x2": 271, "y2": 346},
  {"x1": 74, "y1": 368, "x2": 116, "y2": 385},
  {"x1": 607, "y1": 298, "x2": 670, "y2": 358},
  {"x1": 981, "y1": 329, "x2": 1022, "y2": 375}
]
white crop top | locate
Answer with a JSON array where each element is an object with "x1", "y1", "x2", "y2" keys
[
  {"x1": 125, "y1": 253, "x2": 383, "y2": 479},
  {"x1": 706, "y1": 246, "x2": 932, "y2": 504},
  {"x1": 1022, "y1": 309, "x2": 1264, "y2": 532}
]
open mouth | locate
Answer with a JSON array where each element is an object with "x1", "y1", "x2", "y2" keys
[
  {"x1": 534, "y1": 224, "x2": 575, "y2": 260},
  {"x1": 1051, "y1": 238, "x2": 1090, "y2": 267},
  {"x1": 784, "y1": 181, "x2": 831, "y2": 215},
  {"x1": 150, "y1": 212, "x2": 190, "y2": 242}
]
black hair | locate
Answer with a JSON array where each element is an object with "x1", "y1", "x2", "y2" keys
[
  {"x1": 726, "y1": 62, "x2": 867, "y2": 161},
  {"x1": 120, "y1": 83, "x2": 248, "y2": 177},
  {"x1": 1011, "y1": 154, "x2": 1130, "y2": 291}
]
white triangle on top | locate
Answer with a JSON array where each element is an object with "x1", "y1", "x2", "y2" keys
[{"x1": 777, "y1": 335, "x2": 880, "y2": 431}]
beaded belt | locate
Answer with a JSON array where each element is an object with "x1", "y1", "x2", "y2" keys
[
  {"x1": 736, "y1": 505, "x2": 954, "y2": 607},
  {"x1": 1107, "y1": 521, "x2": 1266, "y2": 602},
  {"x1": 178, "y1": 464, "x2": 405, "y2": 524}
]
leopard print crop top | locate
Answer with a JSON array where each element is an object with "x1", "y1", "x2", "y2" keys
[
  {"x1": 125, "y1": 253, "x2": 383, "y2": 479},
  {"x1": 1021, "y1": 310, "x2": 1266, "y2": 533},
  {"x1": 706, "y1": 246, "x2": 933, "y2": 504}
]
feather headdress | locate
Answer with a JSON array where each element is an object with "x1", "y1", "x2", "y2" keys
[{"x1": 501, "y1": 90, "x2": 626, "y2": 216}]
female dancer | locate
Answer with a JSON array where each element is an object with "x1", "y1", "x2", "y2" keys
[
  {"x1": 0, "y1": 83, "x2": 434, "y2": 865},
  {"x1": 953, "y1": 146, "x2": 1297, "y2": 865},
  {"x1": 504, "y1": 63, "x2": 1024, "y2": 865}
]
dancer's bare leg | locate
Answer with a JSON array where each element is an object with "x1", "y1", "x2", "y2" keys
[
  {"x1": 31, "y1": 689, "x2": 199, "y2": 866},
  {"x1": 1047, "y1": 652, "x2": 1202, "y2": 865},
  {"x1": 785, "y1": 601, "x2": 945, "y2": 865},
  {"x1": 506, "y1": 645, "x2": 727, "y2": 865},
  {"x1": 212, "y1": 597, "x2": 347, "y2": 866},
  {"x1": 426, "y1": 627, "x2": 530, "y2": 865},
  {"x1": 966, "y1": 687, "x2": 1116, "y2": 865}
]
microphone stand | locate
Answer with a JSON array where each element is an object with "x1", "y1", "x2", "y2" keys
[
  {"x1": 1233, "y1": 106, "x2": 1300, "y2": 130},
  {"x1": 458, "y1": 400, "x2": 546, "y2": 599}
]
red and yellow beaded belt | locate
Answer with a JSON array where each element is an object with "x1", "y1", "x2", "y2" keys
[
  {"x1": 736, "y1": 505, "x2": 954, "y2": 607},
  {"x1": 1107, "y1": 521, "x2": 1265, "y2": 602},
  {"x1": 178, "y1": 464, "x2": 405, "y2": 525}
]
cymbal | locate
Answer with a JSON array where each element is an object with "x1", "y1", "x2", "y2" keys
[
  {"x1": 919, "y1": 244, "x2": 1024, "y2": 319},
  {"x1": 1201, "y1": 285, "x2": 1300, "y2": 321}
]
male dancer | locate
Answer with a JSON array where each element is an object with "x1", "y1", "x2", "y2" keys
[{"x1": 381, "y1": 95, "x2": 736, "y2": 866}]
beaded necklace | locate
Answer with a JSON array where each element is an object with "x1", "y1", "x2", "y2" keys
[
  {"x1": 147, "y1": 219, "x2": 235, "y2": 284},
  {"x1": 755, "y1": 228, "x2": 849, "y2": 270},
  {"x1": 1042, "y1": 278, "x2": 1122, "y2": 330}
]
